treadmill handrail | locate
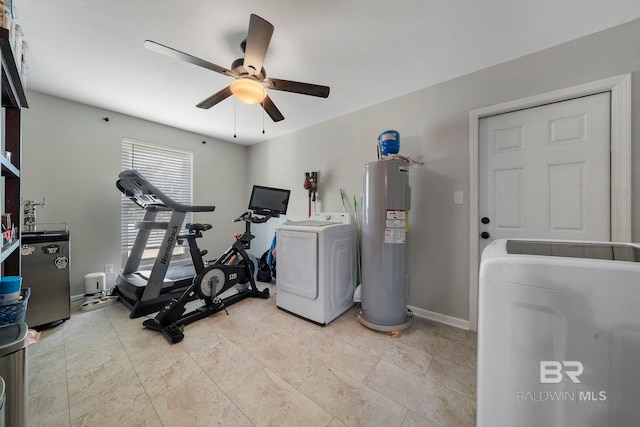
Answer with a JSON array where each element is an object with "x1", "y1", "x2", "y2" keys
[{"x1": 117, "y1": 169, "x2": 215, "y2": 213}]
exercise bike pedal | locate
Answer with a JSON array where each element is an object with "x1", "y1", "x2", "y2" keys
[{"x1": 212, "y1": 297, "x2": 229, "y2": 315}]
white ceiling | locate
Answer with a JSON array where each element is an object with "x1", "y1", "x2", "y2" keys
[{"x1": 17, "y1": 1, "x2": 640, "y2": 145}]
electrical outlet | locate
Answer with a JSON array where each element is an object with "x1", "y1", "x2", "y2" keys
[{"x1": 105, "y1": 264, "x2": 114, "y2": 274}]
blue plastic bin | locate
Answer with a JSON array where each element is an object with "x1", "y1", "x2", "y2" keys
[{"x1": 0, "y1": 288, "x2": 30, "y2": 325}]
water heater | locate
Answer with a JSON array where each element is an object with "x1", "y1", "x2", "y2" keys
[{"x1": 360, "y1": 159, "x2": 412, "y2": 329}]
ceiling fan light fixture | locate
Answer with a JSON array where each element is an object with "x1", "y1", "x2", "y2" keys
[{"x1": 230, "y1": 78, "x2": 266, "y2": 104}]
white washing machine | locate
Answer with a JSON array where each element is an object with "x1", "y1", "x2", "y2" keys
[
  {"x1": 276, "y1": 212, "x2": 357, "y2": 325},
  {"x1": 477, "y1": 238, "x2": 640, "y2": 427}
]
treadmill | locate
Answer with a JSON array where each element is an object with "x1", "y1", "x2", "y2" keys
[{"x1": 115, "y1": 169, "x2": 216, "y2": 318}]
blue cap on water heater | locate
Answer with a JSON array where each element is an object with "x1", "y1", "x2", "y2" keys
[{"x1": 378, "y1": 130, "x2": 400, "y2": 156}]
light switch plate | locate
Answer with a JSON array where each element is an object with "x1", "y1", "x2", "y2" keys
[{"x1": 454, "y1": 191, "x2": 464, "y2": 205}]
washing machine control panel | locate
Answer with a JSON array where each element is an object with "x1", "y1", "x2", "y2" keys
[{"x1": 309, "y1": 212, "x2": 353, "y2": 224}]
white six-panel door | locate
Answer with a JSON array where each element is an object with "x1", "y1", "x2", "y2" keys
[
  {"x1": 470, "y1": 75, "x2": 631, "y2": 332},
  {"x1": 478, "y1": 92, "x2": 611, "y2": 256}
]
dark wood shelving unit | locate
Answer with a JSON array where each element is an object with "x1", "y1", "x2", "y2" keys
[{"x1": 0, "y1": 24, "x2": 27, "y2": 275}]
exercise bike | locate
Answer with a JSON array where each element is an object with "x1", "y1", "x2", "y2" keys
[{"x1": 143, "y1": 204, "x2": 287, "y2": 343}]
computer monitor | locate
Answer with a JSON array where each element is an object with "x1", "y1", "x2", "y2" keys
[{"x1": 248, "y1": 185, "x2": 290, "y2": 217}]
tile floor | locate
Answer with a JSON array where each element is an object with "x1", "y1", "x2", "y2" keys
[{"x1": 27, "y1": 284, "x2": 477, "y2": 426}]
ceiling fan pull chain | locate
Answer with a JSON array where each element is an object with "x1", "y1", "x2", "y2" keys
[
  {"x1": 233, "y1": 99, "x2": 237, "y2": 138},
  {"x1": 262, "y1": 98, "x2": 265, "y2": 134}
]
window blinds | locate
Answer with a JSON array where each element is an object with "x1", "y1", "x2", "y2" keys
[{"x1": 121, "y1": 139, "x2": 193, "y2": 263}]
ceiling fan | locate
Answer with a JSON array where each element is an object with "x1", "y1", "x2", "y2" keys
[{"x1": 144, "y1": 14, "x2": 330, "y2": 122}]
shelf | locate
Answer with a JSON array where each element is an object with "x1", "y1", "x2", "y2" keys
[
  {"x1": 0, "y1": 21, "x2": 26, "y2": 277},
  {"x1": 0, "y1": 26, "x2": 27, "y2": 109},
  {"x1": 0, "y1": 154, "x2": 19, "y2": 177},
  {"x1": 0, "y1": 239, "x2": 19, "y2": 263}
]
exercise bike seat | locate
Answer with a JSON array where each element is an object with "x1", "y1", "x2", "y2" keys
[{"x1": 186, "y1": 223, "x2": 212, "y2": 233}]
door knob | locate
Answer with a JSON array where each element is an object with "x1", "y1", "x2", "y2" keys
[
  {"x1": 481, "y1": 217, "x2": 490, "y2": 224},
  {"x1": 481, "y1": 231, "x2": 490, "y2": 239}
]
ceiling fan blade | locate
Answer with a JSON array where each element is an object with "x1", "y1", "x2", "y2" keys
[
  {"x1": 196, "y1": 86, "x2": 233, "y2": 109},
  {"x1": 264, "y1": 78, "x2": 330, "y2": 98},
  {"x1": 243, "y1": 14, "x2": 274, "y2": 76},
  {"x1": 144, "y1": 40, "x2": 236, "y2": 77},
  {"x1": 262, "y1": 95, "x2": 285, "y2": 122}
]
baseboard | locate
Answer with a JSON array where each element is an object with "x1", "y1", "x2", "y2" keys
[
  {"x1": 70, "y1": 294, "x2": 85, "y2": 306},
  {"x1": 73, "y1": 289, "x2": 470, "y2": 328},
  {"x1": 408, "y1": 305, "x2": 470, "y2": 330}
]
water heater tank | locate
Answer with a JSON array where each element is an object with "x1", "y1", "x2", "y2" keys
[{"x1": 361, "y1": 159, "x2": 411, "y2": 328}]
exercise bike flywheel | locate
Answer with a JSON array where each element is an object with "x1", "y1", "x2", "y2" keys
[{"x1": 196, "y1": 268, "x2": 226, "y2": 299}]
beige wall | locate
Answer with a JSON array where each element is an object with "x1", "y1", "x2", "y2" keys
[
  {"x1": 22, "y1": 91, "x2": 249, "y2": 297},
  {"x1": 248, "y1": 19, "x2": 640, "y2": 325}
]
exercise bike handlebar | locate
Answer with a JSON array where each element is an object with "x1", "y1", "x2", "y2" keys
[{"x1": 117, "y1": 170, "x2": 216, "y2": 213}]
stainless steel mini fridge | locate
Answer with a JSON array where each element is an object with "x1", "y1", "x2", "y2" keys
[{"x1": 21, "y1": 231, "x2": 70, "y2": 328}]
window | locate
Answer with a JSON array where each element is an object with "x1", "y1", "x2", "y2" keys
[{"x1": 121, "y1": 139, "x2": 193, "y2": 266}]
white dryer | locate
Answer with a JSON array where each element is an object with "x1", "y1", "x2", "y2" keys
[
  {"x1": 276, "y1": 213, "x2": 357, "y2": 325},
  {"x1": 478, "y1": 238, "x2": 640, "y2": 427}
]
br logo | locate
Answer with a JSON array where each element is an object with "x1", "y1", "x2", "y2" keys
[{"x1": 540, "y1": 361, "x2": 584, "y2": 384}]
